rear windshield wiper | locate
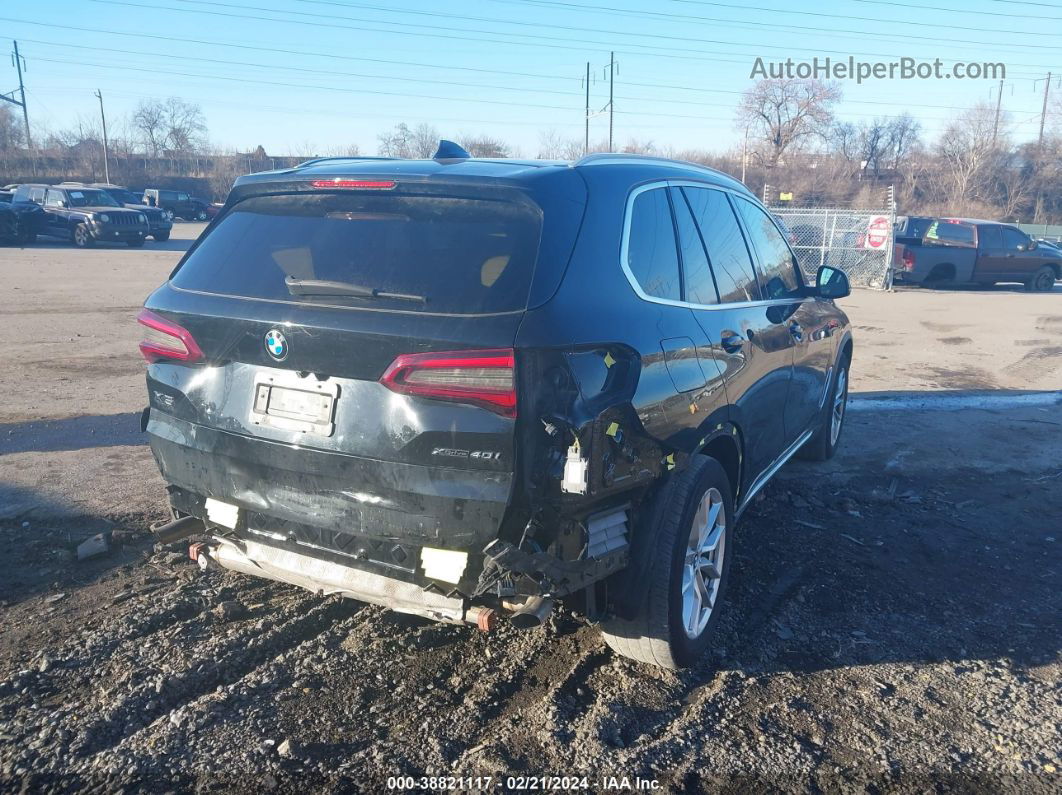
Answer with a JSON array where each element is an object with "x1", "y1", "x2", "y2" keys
[{"x1": 285, "y1": 276, "x2": 425, "y2": 303}]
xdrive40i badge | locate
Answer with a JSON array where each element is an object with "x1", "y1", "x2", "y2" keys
[{"x1": 264, "y1": 329, "x2": 288, "y2": 361}]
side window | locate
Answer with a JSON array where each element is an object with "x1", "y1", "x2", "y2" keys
[
  {"x1": 44, "y1": 189, "x2": 64, "y2": 207},
  {"x1": 161, "y1": 191, "x2": 178, "y2": 201},
  {"x1": 626, "y1": 187, "x2": 681, "y2": 301},
  {"x1": 683, "y1": 187, "x2": 761, "y2": 303},
  {"x1": 734, "y1": 197, "x2": 803, "y2": 299},
  {"x1": 669, "y1": 188, "x2": 718, "y2": 305},
  {"x1": 177, "y1": 192, "x2": 190, "y2": 201},
  {"x1": 29, "y1": 187, "x2": 45, "y2": 204},
  {"x1": 979, "y1": 225, "x2": 1002, "y2": 249},
  {"x1": 1001, "y1": 227, "x2": 1028, "y2": 250}
]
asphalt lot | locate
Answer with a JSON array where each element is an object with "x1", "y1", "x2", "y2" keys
[{"x1": 0, "y1": 224, "x2": 1059, "y2": 791}]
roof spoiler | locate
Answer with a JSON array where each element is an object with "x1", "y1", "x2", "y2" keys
[{"x1": 433, "y1": 140, "x2": 471, "y2": 161}]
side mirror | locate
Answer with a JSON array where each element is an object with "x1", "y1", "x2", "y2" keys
[
  {"x1": 815, "y1": 265, "x2": 850, "y2": 299},
  {"x1": 1027, "y1": 240, "x2": 1038, "y2": 251}
]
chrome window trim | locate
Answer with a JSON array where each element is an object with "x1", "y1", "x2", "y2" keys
[{"x1": 619, "y1": 179, "x2": 807, "y2": 312}]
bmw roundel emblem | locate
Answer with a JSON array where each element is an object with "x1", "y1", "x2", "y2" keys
[{"x1": 264, "y1": 329, "x2": 288, "y2": 361}]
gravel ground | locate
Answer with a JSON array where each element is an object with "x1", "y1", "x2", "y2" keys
[{"x1": 0, "y1": 228, "x2": 1060, "y2": 792}]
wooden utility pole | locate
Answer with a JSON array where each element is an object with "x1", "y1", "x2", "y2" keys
[
  {"x1": 94, "y1": 89, "x2": 110, "y2": 184},
  {"x1": 1038, "y1": 72, "x2": 1052, "y2": 150},
  {"x1": 992, "y1": 78, "x2": 1003, "y2": 146}
]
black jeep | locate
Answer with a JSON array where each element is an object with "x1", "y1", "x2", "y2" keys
[
  {"x1": 14, "y1": 184, "x2": 151, "y2": 247},
  {"x1": 77, "y1": 183, "x2": 174, "y2": 242}
]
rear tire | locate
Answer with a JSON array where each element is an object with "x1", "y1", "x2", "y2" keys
[
  {"x1": 195, "y1": 209, "x2": 208, "y2": 221},
  {"x1": 599, "y1": 456, "x2": 733, "y2": 669},
  {"x1": 72, "y1": 223, "x2": 93, "y2": 248},
  {"x1": 797, "y1": 354, "x2": 850, "y2": 461},
  {"x1": 1026, "y1": 265, "x2": 1056, "y2": 292}
]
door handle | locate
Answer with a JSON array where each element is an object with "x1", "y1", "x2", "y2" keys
[{"x1": 719, "y1": 331, "x2": 744, "y2": 354}]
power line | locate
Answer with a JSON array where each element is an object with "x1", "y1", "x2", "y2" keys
[
  {"x1": 486, "y1": 0, "x2": 1062, "y2": 39},
  {"x1": 18, "y1": 11, "x2": 1052, "y2": 87},
  {"x1": 842, "y1": 0, "x2": 1062, "y2": 21},
  {"x1": 91, "y1": 0, "x2": 1062, "y2": 66},
  {"x1": 177, "y1": 0, "x2": 1062, "y2": 56},
  {"x1": 26, "y1": 44, "x2": 1019, "y2": 126},
  {"x1": 11, "y1": 24, "x2": 1050, "y2": 116}
]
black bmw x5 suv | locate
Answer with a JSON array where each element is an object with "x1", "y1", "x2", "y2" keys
[{"x1": 142, "y1": 144, "x2": 852, "y2": 669}]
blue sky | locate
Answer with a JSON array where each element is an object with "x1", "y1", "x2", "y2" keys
[{"x1": 2, "y1": 0, "x2": 1059, "y2": 156}]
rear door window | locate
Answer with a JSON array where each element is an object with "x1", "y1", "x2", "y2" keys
[
  {"x1": 669, "y1": 187, "x2": 718, "y2": 305},
  {"x1": 45, "y1": 189, "x2": 65, "y2": 207},
  {"x1": 733, "y1": 197, "x2": 803, "y2": 300},
  {"x1": 979, "y1": 225, "x2": 1002, "y2": 249},
  {"x1": 682, "y1": 187, "x2": 761, "y2": 303},
  {"x1": 626, "y1": 188, "x2": 681, "y2": 301},
  {"x1": 171, "y1": 192, "x2": 543, "y2": 315}
]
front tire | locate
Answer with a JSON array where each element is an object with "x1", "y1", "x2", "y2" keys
[
  {"x1": 152, "y1": 231, "x2": 170, "y2": 242},
  {"x1": 127, "y1": 239, "x2": 145, "y2": 247},
  {"x1": 797, "y1": 354, "x2": 850, "y2": 461},
  {"x1": 599, "y1": 456, "x2": 734, "y2": 669},
  {"x1": 1026, "y1": 265, "x2": 1056, "y2": 292},
  {"x1": 72, "y1": 223, "x2": 94, "y2": 248}
]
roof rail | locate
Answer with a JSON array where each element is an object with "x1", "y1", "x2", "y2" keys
[
  {"x1": 294, "y1": 155, "x2": 401, "y2": 168},
  {"x1": 573, "y1": 152, "x2": 719, "y2": 172}
]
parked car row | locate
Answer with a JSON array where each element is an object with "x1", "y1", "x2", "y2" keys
[
  {"x1": 893, "y1": 215, "x2": 1061, "y2": 292},
  {"x1": 0, "y1": 182, "x2": 219, "y2": 247}
]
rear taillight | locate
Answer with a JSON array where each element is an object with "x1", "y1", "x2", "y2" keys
[
  {"x1": 137, "y1": 309, "x2": 204, "y2": 364},
  {"x1": 380, "y1": 349, "x2": 516, "y2": 418},
  {"x1": 902, "y1": 248, "x2": 916, "y2": 271}
]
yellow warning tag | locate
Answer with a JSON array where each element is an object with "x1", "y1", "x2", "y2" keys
[
  {"x1": 665, "y1": 453, "x2": 676, "y2": 470},
  {"x1": 603, "y1": 352, "x2": 616, "y2": 368},
  {"x1": 605, "y1": 421, "x2": 620, "y2": 437}
]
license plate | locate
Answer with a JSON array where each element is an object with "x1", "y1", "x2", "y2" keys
[{"x1": 251, "y1": 376, "x2": 338, "y2": 437}]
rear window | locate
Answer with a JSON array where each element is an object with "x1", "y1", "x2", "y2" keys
[
  {"x1": 171, "y1": 192, "x2": 543, "y2": 314},
  {"x1": 924, "y1": 220, "x2": 976, "y2": 248}
]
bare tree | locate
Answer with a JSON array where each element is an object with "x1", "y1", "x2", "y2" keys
[
  {"x1": 0, "y1": 105, "x2": 25, "y2": 150},
  {"x1": 130, "y1": 97, "x2": 205, "y2": 156},
  {"x1": 935, "y1": 103, "x2": 1002, "y2": 213},
  {"x1": 457, "y1": 134, "x2": 509, "y2": 158},
  {"x1": 162, "y1": 97, "x2": 207, "y2": 153},
  {"x1": 537, "y1": 129, "x2": 565, "y2": 159},
  {"x1": 885, "y1": 113, "x2": 921, "y2": 170},
  {"x1": 410, "y1": 123, "x2": 439, "y2": 158},
  {"x1": 737, "y1": 78, "x2": 841, "y2": 168},
  {"x1": 131, "y1": 99, "x2": 167, "y2": 157},
  {"x1": 377, "y1": 123, "x2": 414, "y2": 158}
]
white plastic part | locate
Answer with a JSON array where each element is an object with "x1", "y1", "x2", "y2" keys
[
  {"x1": 205, "y1": 498, "x2": 239, "y2": 529},
  {"x1": 420, "y1": 547, "x2": 469, "y2": 584},
  {"x1": 561, "y1": 441, "x2": 588, "y2": 494}
]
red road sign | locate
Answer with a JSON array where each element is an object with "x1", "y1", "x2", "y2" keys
[{"x1": 865, "y1": 215, "x2": 890, "y2": 249}]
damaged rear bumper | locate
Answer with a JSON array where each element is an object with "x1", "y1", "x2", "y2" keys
[{"x1": 204, "y1": 535, "x2": 472, "y2": 623}]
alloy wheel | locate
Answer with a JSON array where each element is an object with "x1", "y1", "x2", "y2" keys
[
  {"x1": 830, "y1": 367, "x2": 848, "y2": 445},
  {"x1": 681, "y1": 487, "x2": 727, "y2": 639}
]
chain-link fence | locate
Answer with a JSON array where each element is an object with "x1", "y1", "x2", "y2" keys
[{"x1": 769, "y1": 207, "x2": 897, "y2": 290}]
